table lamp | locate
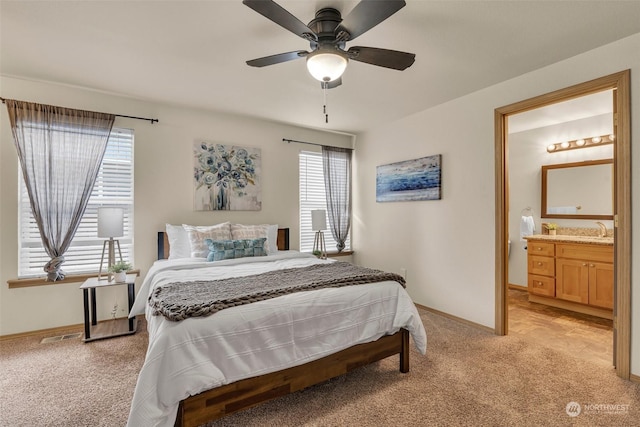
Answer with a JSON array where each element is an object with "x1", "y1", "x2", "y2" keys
[
  {"x1": 311, "y1": 209, "x2": 327, "y2": 259},
  {"x1": 97, "y1": 207, "x2": 124, "y2": 281}
]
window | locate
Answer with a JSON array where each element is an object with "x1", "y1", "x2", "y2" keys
[
  {"x1": 299, "y1": 150, "x2": 350, "y2": 252},
  {"x1": 18, "y1": 128, "x2": 134, "y2": 278}
]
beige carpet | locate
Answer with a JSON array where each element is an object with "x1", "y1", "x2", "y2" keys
[{"x1": 1, "y1": 309, "x2": 638, "y2": 427}]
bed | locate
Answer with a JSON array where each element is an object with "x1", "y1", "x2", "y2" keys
[{"x1": 127, "y1": 226, "x2": 427, "y2": 427}]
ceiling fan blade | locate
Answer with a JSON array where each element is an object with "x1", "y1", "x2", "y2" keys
[
  {"x1": 246, "y1": 50, "x2": 308, "y2": 67},
  {"x1": 347, "y1": 46, "x2": 415, "y2": 70},
  {"x1": 336, "y1": 0, "x2": 406, "y2": 41},
  {"x1": 243, "y1": 0, "x2": 317, "y2": 41},
  {"x1": 322, "y1": 77, "x2": 342, "y2": 89}
]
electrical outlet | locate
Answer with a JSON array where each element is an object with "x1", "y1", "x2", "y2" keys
[{"x1": 400, "y1": 268, "x2": 407, "y2": 279}]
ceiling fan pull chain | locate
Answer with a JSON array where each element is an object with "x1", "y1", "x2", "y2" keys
[{"x1": 323, "y1": 82, "x2": 329, "y2": 123}]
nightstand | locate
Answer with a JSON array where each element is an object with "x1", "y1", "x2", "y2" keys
[
  {"x1": 326, "y1": 250, "x2": 354, "y2": 262},
  {"x1": 80, "y1": 274, "x2": 137, "y2": 342}
]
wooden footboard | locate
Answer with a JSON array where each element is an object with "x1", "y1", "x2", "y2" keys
[{"x1": 174, "y1": 328, "x2": 410, "y2": 427}]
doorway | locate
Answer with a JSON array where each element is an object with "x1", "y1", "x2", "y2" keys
[
  {"x1": 507, "y1": 90, "x2": 615, "y2": 366},
  {"x1": 494, "y1": 70, "x2": 631, "y2": 379}
]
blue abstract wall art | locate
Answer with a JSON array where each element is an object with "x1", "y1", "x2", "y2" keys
[{"x1": 376, "y1": 154, "x2": 442, "y2": 202}]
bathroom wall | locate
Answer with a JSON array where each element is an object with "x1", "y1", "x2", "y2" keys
[{"x1": 508, "y1": 113, "x2": 614, "y2": 287}]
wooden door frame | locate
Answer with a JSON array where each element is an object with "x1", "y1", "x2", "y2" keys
[{"x1": 494, "y1": 70, "x2": 631, "y2": 379}]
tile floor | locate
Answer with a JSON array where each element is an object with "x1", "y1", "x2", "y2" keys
[{"x1": 508, "y1": 288, "x2": 613, "y2": 366}]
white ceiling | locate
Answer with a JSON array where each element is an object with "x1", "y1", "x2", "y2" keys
[{"x1": 2, "y1": 1, "x2": 640, "y2": 134}]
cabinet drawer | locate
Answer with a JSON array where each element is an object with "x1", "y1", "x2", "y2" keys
[
  {"x1": 527, "y1": 241, "x2": 554, "y2": 257},
  {"x1": 556, "y1": 243, "x2": 613, "y2": 263},
  {"x1": 528, "y1": 255, "x2": 555, "y2": 276},
  {"x1": 528, "y1": 274, "x2": 555, "y2": 297}
]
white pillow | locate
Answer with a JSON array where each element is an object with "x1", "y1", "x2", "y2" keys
[
  {"x1": 230, "y1": 223, "x2": 278, "y2": 254},
  {"x1": 165, "y1": 224, "x2": 191, "y2": 259},
  {"x1": 183, "y1": 222, "x2": 232, "y2": 258}
]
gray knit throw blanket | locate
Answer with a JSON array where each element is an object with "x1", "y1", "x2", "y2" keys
[{"x1": 150, "y1": 262, "x2": 406, "y2": 321}]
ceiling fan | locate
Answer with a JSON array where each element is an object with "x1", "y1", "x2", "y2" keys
[{"x1": 243, "y1": 0, "x2": 416, "y2": 89}]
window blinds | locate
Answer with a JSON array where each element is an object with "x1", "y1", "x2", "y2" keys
[{"x1": 299, "y1": 150, "x2": 350, "y2": 253}]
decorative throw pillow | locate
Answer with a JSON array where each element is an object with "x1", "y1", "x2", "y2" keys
[
  {"x1": 183, "y1": 222, "x2": 232, "y2": 258},
  {"x1": 165, "y1": 224, "x2": 191, "y2": 259},
  {"x1": 230, "y1": 223, "x2": 278, "y2": 254},
  {"x1": 205, "y1": 238, "x2": 267, "y2": 262}
]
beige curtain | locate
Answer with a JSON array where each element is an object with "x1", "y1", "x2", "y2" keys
[{"x1": 6, "y1": 99, "x2": 115, "y2": 281}]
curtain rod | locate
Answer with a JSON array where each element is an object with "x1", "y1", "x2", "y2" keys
[
  {"x1": 283, "y1": 138, "x2": 324, "y2": 147},
  {"x1": 282, "y1": 138, "x2": 353, "y2": 150},
  {"x1": 0, "y1": 97, "x2": 159, "y2": 124}
]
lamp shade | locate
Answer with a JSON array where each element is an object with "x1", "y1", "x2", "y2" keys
[
  {"x1": 97, "y1": 207, "x2": 124, "y2": 238},
  {"x1": 306, "y1": 51, "x2": 348, "y2": 82},
  {"x1": 311, "y1": 209, "x2": 327, "y2": 231}
]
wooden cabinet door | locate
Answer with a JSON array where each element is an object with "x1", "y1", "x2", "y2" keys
[
  {"x1": 589, "y1": 262, "x2": 614, "y2": 309},
  {"x1": 556, "y1": 258, "x2": 589, "y2": 304}
]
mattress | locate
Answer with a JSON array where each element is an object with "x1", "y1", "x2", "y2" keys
[{"x1": 127, "y1": 251, "x2": 427, "y2": 427}]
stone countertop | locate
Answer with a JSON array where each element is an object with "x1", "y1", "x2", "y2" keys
[{"x1": 524, "y1": 234, "x2": 614, "y2": 246}]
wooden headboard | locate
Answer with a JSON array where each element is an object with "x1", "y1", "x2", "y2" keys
[{"x1": 157, "y1": 228, "x2": 290, "y2": 260}]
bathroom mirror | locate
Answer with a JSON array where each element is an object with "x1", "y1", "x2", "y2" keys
[{"x1": 541, "y1": 159, "x2": 613, "y2": 219}]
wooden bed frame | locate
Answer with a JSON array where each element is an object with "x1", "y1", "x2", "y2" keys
[{"x1": 156, "y1": 229, "x2": 410, "y2": 427}]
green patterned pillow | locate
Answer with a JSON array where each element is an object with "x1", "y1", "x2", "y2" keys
[{"x1": 205, "y1": 238, "x2": 267, "y2": 262}]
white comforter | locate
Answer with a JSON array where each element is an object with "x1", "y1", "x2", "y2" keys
[{"x1": 127, "y1": 251, "x2": 427, "y2": 427}]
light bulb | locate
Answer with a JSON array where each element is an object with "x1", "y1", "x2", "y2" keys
[
  {"x1": 306, "y1": 51, "x2": 348, "y2": 82},
  {"x1": 560, "y1": 141, "x2": 570, "y2": 149},
  {"x1": 547, "y1": 144, "x2": 557, "y2": 152},
  {"x1": 608, "y1": 134, "x2": 615, "y2": 141},
  {"x1": 576, "y1": 139, "x2": 586, "y2": 146},
  {"x1": 591, "y1": 136, "x2": 601, "y2": 144}
]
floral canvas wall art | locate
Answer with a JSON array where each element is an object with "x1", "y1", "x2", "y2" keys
[
  {"x1": 376, "y1": 154, "x2": 442, "y2": 202},
  {"x1": 194, "y1": 142, "x2": 262, "y2": 211}
]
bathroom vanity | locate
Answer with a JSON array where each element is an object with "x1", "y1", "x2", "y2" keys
[{"x1": 525, "y1": 235, "x2": 613, "y2": 319}]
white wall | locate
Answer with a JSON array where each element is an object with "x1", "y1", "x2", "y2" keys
[
  {"x1": 508, "y1": 114, "x2": 614, "y2": 287},
  {"x1": 0, "y1": 76, "x2": 353, "y2": 336},
  {"x1": 352, "y1": 33, "x2": 640, "y2": 375}
]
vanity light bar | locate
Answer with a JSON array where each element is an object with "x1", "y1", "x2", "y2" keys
[{"x1": 547, "y1": 133, "x2": 615, "y2": 153}]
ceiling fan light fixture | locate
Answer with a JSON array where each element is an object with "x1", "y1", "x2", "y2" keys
[{"x1": 306, "y1": 51, "x2": 348, "y2": 82}]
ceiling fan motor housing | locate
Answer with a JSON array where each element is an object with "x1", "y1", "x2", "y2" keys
[{"x1": 307, "y1": 8, "x2": 347, "y2": 50}]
